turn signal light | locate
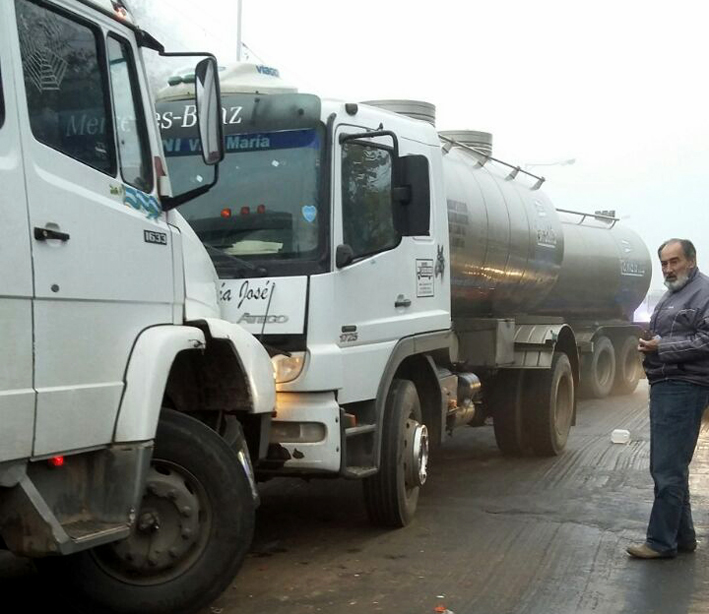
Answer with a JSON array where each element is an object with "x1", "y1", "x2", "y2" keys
[{"x1": 49, "y1": 456, "x2": 65, "y2": 468}]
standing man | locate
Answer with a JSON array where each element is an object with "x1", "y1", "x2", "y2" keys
[{"x1": 627, "y1": 238, "x2": 709, "y2": 559}]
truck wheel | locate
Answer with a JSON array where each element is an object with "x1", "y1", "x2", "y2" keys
[
  {"x1": 363, "y1": 379, "x2": 428, "y2": 528},
  {"x1": 528, "y1": 353, "x2": 574, "y2": 457},
  {"x1": 611, "y1": 335, "x2": 642, "y2": 395},
  {"x1": 44, "y1": 410, "x2": 255, "y2": 614},
  {"x1": 579, "y1": 335, "x2": 616, "y2": 399},
  {"x1": 491, "y1": 370, "x2": 529, "y2": 456}
]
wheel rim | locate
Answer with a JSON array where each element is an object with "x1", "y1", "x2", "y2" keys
[
  {"x1": 91, "y1": 460, "x2": 212, "y2": 586},
  {"x1": 404, "y1": 420, "x2": 429, "y2": 488}
]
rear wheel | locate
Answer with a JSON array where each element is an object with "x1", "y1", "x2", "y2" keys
[
  {"x1": 579, "y1": 335, "x2": 616, "y2": 399},
  {"x1": 611, "y1": 335, "x2": 642, "y2": 395},
  {"x1": 363, "y1": 379, "x2": 428, "y2": 528},
  {"x1": 528, "y1": 353, "x2": 575, "y2": 457},
  {"x1": 42, "y1": 410, "x2": 255, "y2": 614},
  {"x1": 491, "y1": 370, "x2": 530, "y2": 456}
]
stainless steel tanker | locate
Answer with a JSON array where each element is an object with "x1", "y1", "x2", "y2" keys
[
  {"x1": 438, "y1": 130, "x2": 651, "y2": 322},
  {"x1": 433, "y1": 127, "x2": 651, "y2": 404}
]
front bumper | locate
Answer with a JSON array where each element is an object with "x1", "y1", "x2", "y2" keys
[{"x1": 257, "y1": 391, "x2": 341, "y2": 475}]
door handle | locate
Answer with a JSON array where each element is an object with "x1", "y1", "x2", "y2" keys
[
  {"x1": 395, "y1": 295, "x2": 412, "y2": 308},
  {"x1": 34, "y1": 227, "x2": 70, "y2": 242}
]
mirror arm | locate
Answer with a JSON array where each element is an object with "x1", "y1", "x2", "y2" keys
[
  {"x1": 135, "y1": 29, "x2": 164, "y2": 52},
  {"x1": 161, "y1": 165, "x2": 219, "y2": 211}
]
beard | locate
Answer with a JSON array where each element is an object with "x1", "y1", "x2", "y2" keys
[{"x1": 664, "y1": 273, "x2": 690, "y2": 292}]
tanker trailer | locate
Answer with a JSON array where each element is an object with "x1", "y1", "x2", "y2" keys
[
  {"x1": 534, "y1": 211, "x2": 651, "y2": 398},
  {"x1": 437, "y1": 129, "x2": 651, "y2": 403}
]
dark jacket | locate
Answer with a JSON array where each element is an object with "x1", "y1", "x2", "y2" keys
[{"x1": 644, "y1": 267, "x2": 709, "y2": 387}]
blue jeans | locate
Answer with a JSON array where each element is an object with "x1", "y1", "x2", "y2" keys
[{"x1": 646, "y1": 380, "x2": 709, "y2": 553}]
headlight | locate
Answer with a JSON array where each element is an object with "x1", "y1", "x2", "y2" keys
[{"x1": 271, "y1": 352, "x2": 306, "y2": 384}]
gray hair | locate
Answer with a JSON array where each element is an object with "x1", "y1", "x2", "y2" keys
[{"x1": 658, "y1": 238, "x2": 697, "y2": 261}]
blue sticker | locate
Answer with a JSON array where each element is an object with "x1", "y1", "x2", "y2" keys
[
  {"x1": 302, "y1": 205, "x2": 317, "y2": 223},
  {"x1": 125, "y1": 185, "x2": 161, "y2": 220}
]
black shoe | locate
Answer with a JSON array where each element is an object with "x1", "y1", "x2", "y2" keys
[{"x1": 678, "y1": 541, "x2": 697, "y2": 553}]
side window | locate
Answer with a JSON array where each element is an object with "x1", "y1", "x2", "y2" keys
[
  {"x1": 106, "y1": 36, "x2": 153, "y2": 192},
  {"x1": 341, "y1": 142, "x2": 399, "y2": 259},
  {"x1": 15, "y1": 0, "x2": 115, "y2": 174}
]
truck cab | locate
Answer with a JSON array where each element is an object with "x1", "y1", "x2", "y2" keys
[{"x1": 0, "y1": 3, "x2": 275, "y2": 613}]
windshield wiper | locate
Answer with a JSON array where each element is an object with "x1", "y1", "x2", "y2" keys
[{"x1": 203, "y1": 244, "x2": 268, "y2": 278}]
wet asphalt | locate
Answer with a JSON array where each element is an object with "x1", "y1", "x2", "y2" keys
[{"x1": 4, "y1": 381, "x2": 709, "y2": 614}]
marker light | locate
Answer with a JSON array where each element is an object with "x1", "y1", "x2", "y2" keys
[
  {"x1": 221, "y1": 208, "x2": 232, "y2": 218},
  {"x1": 49, "y1": 456, "x2": 65, "y2": 468},
  {"x1": 240, "y1": 206, "x2": 250, "y2": 216},
  {"x1": 257, "y1": 204, "x2": 266, "y2": 214}
]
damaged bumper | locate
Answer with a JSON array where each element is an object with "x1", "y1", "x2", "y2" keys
[{"x1": 258, "y1": 391, "x2": 341, "y2": 475}]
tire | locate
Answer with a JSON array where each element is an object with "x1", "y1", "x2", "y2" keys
[
  {"x1": 363, "y1": 379, "x2": 427, "y2": 528},
  {"x1": 528, "y1": 353, "x2": 575, "y2": 457},
  {"x1": 491, "y1": 370, "x2": 530, "y2": 456},
  {"x1": 611, "y1": 335, "x2": 642, "y2": 396},
  {"x1": 42, "y1": 410, "x2": 255, "y2": 614},
  {"x1": 579, "y1": 335, "x2": 616, "y2": 399}
]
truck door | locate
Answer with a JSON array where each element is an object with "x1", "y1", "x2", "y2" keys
[
  {"x1": 11, "y1": 0, "x2": 174, "y2": 455},
  {"x1": 0, "y1": 13, "x2": 35, "y2": 463},
  {"x1": 332, "y1": 125, "x2": 449, "y2": 403}
]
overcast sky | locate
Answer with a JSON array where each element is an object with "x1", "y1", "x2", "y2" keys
[{"x1": 134, "y1": 0, "x2": 709, "y2": 289}]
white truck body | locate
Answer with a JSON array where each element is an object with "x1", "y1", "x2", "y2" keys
[{"x1": 1, "y1": 3, "x2": 274, "y2": 613}]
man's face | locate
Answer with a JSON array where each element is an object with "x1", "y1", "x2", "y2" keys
[{"x1": 660, "y1": 242, "x2": 695, "y2": 291}]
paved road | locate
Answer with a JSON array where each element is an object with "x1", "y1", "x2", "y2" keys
[{"x1": 4, "y1": 382, "x2": 709, "y2": 614}]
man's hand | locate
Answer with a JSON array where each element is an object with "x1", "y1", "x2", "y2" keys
[{"x1": 638, "y1": 337, "x2": 660, "y2": 354}]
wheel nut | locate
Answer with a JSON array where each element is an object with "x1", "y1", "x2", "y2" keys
[
  {"x1": 168, "y1": 490, "x2": 178, "y2": 501},
  {"x1": 169, "y1": 548, "x2": 179, "y2": 559},
  {"x1": 181, "y1": 506, "x2": 192, "y2": 518},
  {"x1": 182, "y1": 528, "x2": 192, "y2": 539},
  {"x1": 148, "y1": 555, "x2": 158, "y2": 567},
  {"x1": 147, "y1": 484, "x2": 158, "y2": 495}
]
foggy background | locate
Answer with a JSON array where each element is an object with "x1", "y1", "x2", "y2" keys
[{"x1": 130, "y1": 0, "x2": 709, "y2": 290}]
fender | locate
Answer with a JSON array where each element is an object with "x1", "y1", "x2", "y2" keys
[
  {"x1": 511, "y1": 323, "x2": 579, "y2": 385},
  {"x1": 114, "y1": 326, "x2": 206, "y2": 443},
  {"x1": 197, "y1": 318, "x2": 276, "y2": 415}
]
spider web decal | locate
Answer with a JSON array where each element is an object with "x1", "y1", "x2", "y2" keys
[{"x1": 17, "y1": 13, "x2": 68, "y2": 92}]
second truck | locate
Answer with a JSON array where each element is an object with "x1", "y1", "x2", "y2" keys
[{"x1": 158, "y1": 67, "x2": 652, "y2": 527}]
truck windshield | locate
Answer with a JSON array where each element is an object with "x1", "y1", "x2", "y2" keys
[{"x1": 164, "y1": 126, "x2": 325, "y2": 273}]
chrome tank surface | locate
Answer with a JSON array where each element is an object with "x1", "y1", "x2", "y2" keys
[
  {"x1": 442, "y1": 146, "x2": 564, "y2": 317},
  {"x1": 534, "y1": 213, "x2": 651, "y2": 320}
]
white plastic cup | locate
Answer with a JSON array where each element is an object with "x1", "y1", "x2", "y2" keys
[{"x1": 611, "y1": 429, "x2": 631, "y2": 444}]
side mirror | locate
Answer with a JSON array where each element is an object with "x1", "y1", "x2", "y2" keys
[
  {"x1": 336, "y1": 244, "x2": 355, "y2": 268},
  {"x1": 194, "y1": 57, "x2": 224, "y2": 165},
  {"x1": 392, "y1": 154, "x2": 431, "y2": 236}
]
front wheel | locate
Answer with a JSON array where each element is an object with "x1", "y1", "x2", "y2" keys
[
  {"x1": 363, "y1": 379, "x2": 428, "y2": 528},
  {"x1": 44, "y1": 410, "x2": 255, "y2": 614}
]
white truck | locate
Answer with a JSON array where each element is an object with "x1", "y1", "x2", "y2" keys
[
  {"x1": 157, "y1": 69, "x2": 651, "y2": 528},
  {"x1": 0, "y1": 3, "x2": 275, "y2": 613}
]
